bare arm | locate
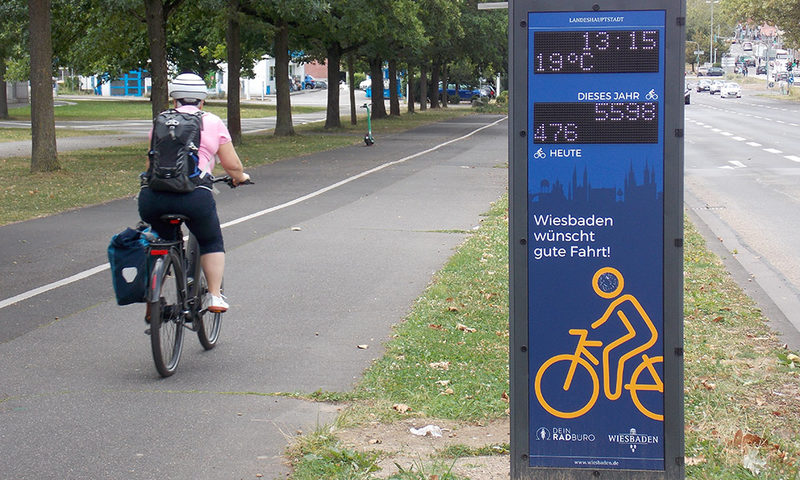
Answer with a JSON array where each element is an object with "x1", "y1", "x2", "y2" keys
[{"x1": 217, "y1": 141, "x2": 250, "y2": 185}]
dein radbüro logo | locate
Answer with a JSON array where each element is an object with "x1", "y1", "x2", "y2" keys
[
  {"x1": 535, "y1": 427, "x2": 595, "y2": 443},
  {"x1": 608, "y1": 428, "x2": 660, "y2": 453}
]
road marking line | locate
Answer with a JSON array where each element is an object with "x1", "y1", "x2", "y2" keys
[
  {"x1": 720, "y1": 131, "x2": 733, "y2": 136},
  {"x1": 785, "y1": 155, "x2": 800, "y2": 163},
  {"x1": 746, "y1": 141, "x2": 762, "y2": 147},
  {"x1": 711, "y1": 128, "x2": 721, "y2": 132},
  {"x1": 764, "y1": 148, "x2": 783, "y2": 154},
  {"x1": 0, "y1": 117, "x2": 508, "y2": 311},
  {"x1": 732, "y1": 136, "x2": 746, "y2": 141}
]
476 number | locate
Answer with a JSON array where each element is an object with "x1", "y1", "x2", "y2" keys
[{"x1": 534, "y1": 122, "x2": 578, "y2": 143}]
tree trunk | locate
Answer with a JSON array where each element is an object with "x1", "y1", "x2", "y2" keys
[
  {"x1": 226, "y1": 0, "x2": 242, "y2": 145},
  {"x1": 0, "y1": 60, "x2": 9, "y2": 120},
  {"x1": 369, "y1": 56, "x2": 386, "y2": 119},
  {"x1": 144, "y1": 0, "x2": 170, "y2": 118},
  {"x1": 419, "y1": 63, "x2": 427, "y2": 111},
  {"x1": 406, "y1": 65, "x2": 414, "y2": 114},
  {"x1": 324, "y1": 43, "x2": 341, "y2": 129},
  {"x1": 348, "y1": 54, "x2": 357, "y2": 125},
  {"x1": 28, "y1": 0, "x2": 59, "y2": 172},
  {"x1": 388, "y1": 58, "x2": 400, "y2": 116},
  {"x1": 430, "y1": 60, "x2": 440, "y2": 109},
  {"x1": 273, "y1": 22, "x2": 294, "y2": 136},
  {"x1": 440, "y1": 64, "x2": 448, "y2": 108}
]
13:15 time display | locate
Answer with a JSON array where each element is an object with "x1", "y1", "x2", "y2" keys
[
  {"x1": 534, "y1": 30, "x2": 659, "y2": 73},
  {"x1": 533, "y1": 102, "x2": 658, "y2": 144}
]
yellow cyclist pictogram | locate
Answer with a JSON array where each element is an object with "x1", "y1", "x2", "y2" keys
[{"x1": 534, "y1": 267, "x2": 664, "y2": 421}]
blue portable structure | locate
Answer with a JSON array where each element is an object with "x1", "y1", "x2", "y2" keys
[{"x1": 110, "y1": 70, "x2": 146, "y2": 96}]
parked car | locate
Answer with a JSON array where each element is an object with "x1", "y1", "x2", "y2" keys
[
  {"x1": 303, "y1": 74, "x2": 315, "y2": 89},
  {"x1": 696, "y1": 66, "x2": 709, "y2": 76},
  {"x1": 709, "y1": 80, "x2": 725, "y2": 94},
  {"x1": 738, "y1": 55, "x2": 756, "y2": 67},
  {"x1": 314, "y1": 79, "x2": 328, "y2": 89},
  {"x1": 756, "y1": 65, "x2": 767, "y2": 75},
  {"x1": 696, "y1": 78, "x2": 712, "y2": 92},
  {"x1": 720, "y1": 82, "x2": 742, "y2": 98},
  {"x1": 707, "y1": 66, "x2": 725, "y2": 76},
  {"x1": 742, "y1": 41, "x2": 753, "y2": 51},
  {"x1": 685, "y1": 85, "x2": 691, "y2": 104},
  {"x1": 442, "y1": 83, "x2": 483, "y2": 101},
  {"x1": 479, "y1": 85, "x2": 496, "y2": 98}
]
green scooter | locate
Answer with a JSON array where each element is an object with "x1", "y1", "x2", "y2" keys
[{"x1": 361, "y1": 103, "x2": 375, "y2": 146}]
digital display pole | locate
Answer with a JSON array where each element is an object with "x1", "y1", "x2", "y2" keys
[{"x1": 509, "y1": 2, "x2": 685, "y2": 479}]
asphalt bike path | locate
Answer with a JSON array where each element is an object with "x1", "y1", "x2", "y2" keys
[{"x1": 0, "y1": 114, "x2": 508, "y2": 478}]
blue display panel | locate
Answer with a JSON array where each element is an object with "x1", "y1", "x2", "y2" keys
[{"x1": 527, "y1": 10, "x2": 666, "y2": 471}]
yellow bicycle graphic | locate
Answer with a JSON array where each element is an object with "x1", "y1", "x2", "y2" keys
[{"x1": 534, "y1": 267, "x2": 664, "y2": 421}]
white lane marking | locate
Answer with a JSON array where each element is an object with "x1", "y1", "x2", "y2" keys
[
  {"x1": 0, "y1": 117, "x2": 508, "y2": 310},
  {"x1": 746, "y1": 142, "x2": 762, "y2": 147},
  {"x1": 785, "y1": 155, "x2": 800, "y2": 163},
  {"x1": 764, "y1": 148, "x2": 783, "y2": 154},
  {"x1": 720, "y1": 160, "x2": 747, "y2": 169},
  {"x1": 720, "y1": 131, "x2": 733, "y2": 136},
  {"x1": 732, "y1": 136, "x2": 746, "y2": 141}
]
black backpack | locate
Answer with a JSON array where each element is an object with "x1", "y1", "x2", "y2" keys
[{"x1": 146, "y1": 109, "x2": 210, "y2": 193}]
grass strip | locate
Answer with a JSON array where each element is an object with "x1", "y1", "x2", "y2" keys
[
  {"x1": 0, "y1": 108, "x2": 474, "y2": 226},
  {"x1": 0, "y1": 127, "x2": 125, "y2": 143},
  {"x1": 286, "y1": 197, "x2": 800, "y2": 479},
  {"x1": 7, "y1": 98, "x2": 323, "y2": 121}
]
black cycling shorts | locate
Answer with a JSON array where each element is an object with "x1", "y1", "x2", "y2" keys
[{"x1": 138, "y1": 187, "x2": 225, "y2": 255}]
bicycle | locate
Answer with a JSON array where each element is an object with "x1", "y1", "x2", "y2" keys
[
  {"x1": 145, "y1": 175, "x2": 252, "y2": 377},
  {"x1": 534, "y1": 328, "x2": 664, "y2": 421}
]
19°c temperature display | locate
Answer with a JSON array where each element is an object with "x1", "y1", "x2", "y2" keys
[
  {"x1": 533, "y1": 30, "x2": 659, "y2": 73},
  {"x1": 533, "y1": 102, "x2": 659, "y2": 144}
]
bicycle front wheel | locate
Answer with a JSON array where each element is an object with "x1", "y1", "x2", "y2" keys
[
  {"x1": 196, "y1": 271, "x2": 222, "y2": 350},
  {"x1": 150, "y1": 252, "x2": 185, "y2": 377}
]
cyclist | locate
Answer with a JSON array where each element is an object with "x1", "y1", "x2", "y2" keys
[
  {"x1": 138, "y1": 72, "x2": 250, "y2": 313},
  {"x1": 589, "y1": 267, "x2": 658, "y2": 400}
]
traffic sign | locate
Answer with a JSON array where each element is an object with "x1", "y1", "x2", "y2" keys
[
  {"x1": 694, "y1": 50, "x2": 704, "y2": 55},
  {"x1": 509, "y1": 1, "x2": 685, "y2": 479}
]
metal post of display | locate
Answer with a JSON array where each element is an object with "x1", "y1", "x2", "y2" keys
[{"x1": 509, "y1": 1, "x2": 685, "y2": 479}]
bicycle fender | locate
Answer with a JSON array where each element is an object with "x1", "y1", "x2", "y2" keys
[{"x1": 146, "y1": 257, "x2": 166, "y2": 303}]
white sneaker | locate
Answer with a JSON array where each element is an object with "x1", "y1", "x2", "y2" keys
[{"x1": 205, "y1": 293, "x2": 229, "y2": 313}]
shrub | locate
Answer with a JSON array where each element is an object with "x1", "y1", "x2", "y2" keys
[
  {"x1": 448, "y1": 93, "x2": 461, "y2": 104},
  {"x1": 496, "y1": 90, "x2": 509, "y2": 105}
]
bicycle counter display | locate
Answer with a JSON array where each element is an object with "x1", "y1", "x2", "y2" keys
[{"x1": 509, "y1": 2, "x2": 685, "y2": 479}]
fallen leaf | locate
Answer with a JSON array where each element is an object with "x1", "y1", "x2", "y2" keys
[
  {"x1": 429, "y1": 361, "x2": 451, "y2": 370},
  {"x1": 435, "y1": 380, "x2": 450, "y2": 386},
  {"x1": 368, "y1": 438, "x2": 382, "y2": 444},
  {"x1": 712, "y1": 316, "x2": 724, "y2": 323},
  {"x1": 441, "y1": 388, "x2": 454, "y2": 395},
  {"x1": 456, "y1": 323, "x2": 476, "y2": 333},
  {"x1": 685, "y1": 455, "x2": 706, "y2": 466},
  {"x1": 428, "y1": 324, "x2": 443, "y2": 330},
  {"x1": 392, "y1": 403, "x2": 411, "y2": 414},
  {"x1": 743, "y1": 448, "x2": 766, "y2": 475},
  {"x1": 501, "y1": 391, "x2": 510, "y2": 403},
  {"x1": 701, "y1": 379, "x2": 716, "y2": 390},
  {"x1": 357, "y1": 344, "x2": 369, "y2": 349},
  {"x1": 447, "y1": 306, "x2": 459, "y2": 312}
]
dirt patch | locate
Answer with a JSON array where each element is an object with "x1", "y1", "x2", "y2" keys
[{"x1": 336, "y1": 417, "x2": 511, "y2": 479}]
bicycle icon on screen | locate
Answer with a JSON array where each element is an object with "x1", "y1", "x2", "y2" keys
[
  {"x1": 534, "y1": 267, "x2": 664, "y2": 421},
  {"x1": 533, "y1": 148, "x2": 547, "y2": 159},
  {"x1": 645, "y1": 89, "x2": 659, "y2": 100}
]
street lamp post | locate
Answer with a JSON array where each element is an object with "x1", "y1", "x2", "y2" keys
[{"x1": 706, "y1": 0, "x2": 720, "y2": 65}]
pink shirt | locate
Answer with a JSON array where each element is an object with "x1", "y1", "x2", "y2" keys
[{"x1": 175, "y1": 105, "x2": 232, "y2": 174}]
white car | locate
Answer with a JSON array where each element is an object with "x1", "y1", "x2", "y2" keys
[
  {"x1": 720, "y1": 82, "x2": 742, "y2": 98},
  {"x1": 709, "y1": 80, "x2": 725, "y2": 95}
]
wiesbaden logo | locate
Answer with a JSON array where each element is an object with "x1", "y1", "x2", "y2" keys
[{"x1": 608, "y1": 428, "x2": 660, "y2": 453}]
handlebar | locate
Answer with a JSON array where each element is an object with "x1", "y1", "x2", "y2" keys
[{"x1": 212, "y1": 175, "x2": 253, "y2": 189}]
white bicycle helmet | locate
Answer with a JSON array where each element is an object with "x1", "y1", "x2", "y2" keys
[{"x1": 168, "y1": 72, "x2": 208, "y2": 102}]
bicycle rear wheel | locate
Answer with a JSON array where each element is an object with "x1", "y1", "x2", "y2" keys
[
  {"x1": 150, "y1": 252, "x2": 185, "y2": 377},
  {"x1": 196, "y1": 271, "x2": 222, "y2": 350}
]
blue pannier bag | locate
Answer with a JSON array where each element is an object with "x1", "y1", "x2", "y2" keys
[{"x1": 108, "y1": 223, "x2": 158, "y2": 305}]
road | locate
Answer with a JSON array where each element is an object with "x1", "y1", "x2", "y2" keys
[
  {"x1": 685, "y1": 81, "x2": 800, "y2": 349},
  {"x1": 0, "y1": 114, "x2": 508, "y2": 479}
]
